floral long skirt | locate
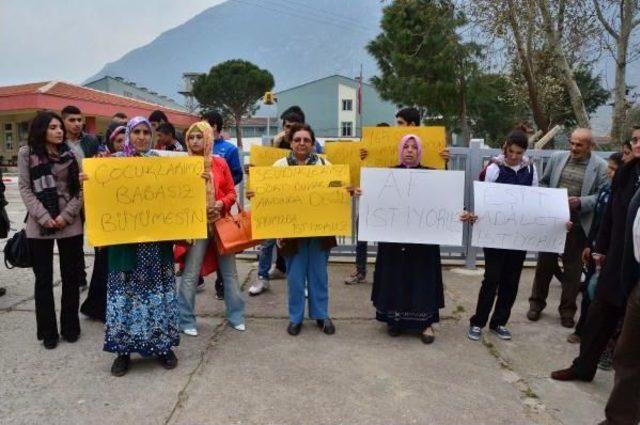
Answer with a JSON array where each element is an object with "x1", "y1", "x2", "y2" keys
[{"x1": 104, "y1": 243, "x2": 180, "y2": 356}]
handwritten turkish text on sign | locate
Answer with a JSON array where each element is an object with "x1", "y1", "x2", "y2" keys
[
  {"x1": 358, "y1": 168, "x2": 465, "y2": 245},
  {"x1": 250, "y1": 165, "x2": 352, "y2": 239},
  {"x1": 83, "y1": 157, "x2": 207, "y2": 247},
  {"x1": 249, "y1": 145, "x2": 290, "y2": 166},
  {"x1": 472, "y1": 182, "x2": 570, "y2": 253},
  {"x1": 361, "y1": 126, "x2": 446, "y2": 170},
  {"x1": 324, "y1": 141, "x2": 364, "y2": 186}
]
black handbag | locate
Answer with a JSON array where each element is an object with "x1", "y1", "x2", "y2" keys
[
  {"x1": 4, "y1": 229, "x2": 31, "y2": 269},
  {"x1": 4, "y1": 212, "x2": 31, "y2": 270}
]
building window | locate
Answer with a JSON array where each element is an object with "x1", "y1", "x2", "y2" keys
[
  {"x1": 123, "y1": 91, "x2": 134, "y2": 98},
  {"x1": 342, "y1": 99, "x2": 353, "y2": 111},
  {"x1": 4, "y1": 123, "x2": 13, "y2": 151},
  {"x1": 18, "y1": 122, "x2": 29, "y2": 145},
  {"x1": 341, "y1": 121, "x2": 353, "y2": 137}
]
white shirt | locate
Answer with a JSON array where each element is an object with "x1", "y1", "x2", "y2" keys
[
  {"x1": 633, "y1": 208, "x2": 640, "y2": 263},
  {"x1": 66, "y1": 140, "x2": 85, "y2": 161},
  {"x1": 484, "y1": 161, "x2": 539, "y2": 186}
]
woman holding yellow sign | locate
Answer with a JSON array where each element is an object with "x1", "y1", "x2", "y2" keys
[
  {"x1": 273, "y1": 123, "x2": 338, "y2": 336},
  {"x1": 100, "y1": 117, "x2": 180, "y2": 377},
  {"x1": 174, "y1": 121, "x2": 246, "y2": 337}
]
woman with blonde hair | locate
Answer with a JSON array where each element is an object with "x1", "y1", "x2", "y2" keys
[{"x1": 174, "y1": 121, "x2": 246, "y2": 337}]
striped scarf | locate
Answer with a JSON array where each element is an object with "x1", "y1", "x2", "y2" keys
[
  {"x1": 286, "y1": 151, "x2": 323, "y2": 166},
  {"x1": 29, "y1": 145, "x2": 80, "y2": 235}
]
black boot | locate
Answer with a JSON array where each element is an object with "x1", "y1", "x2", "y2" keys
[
  {"x1": 111, "y1": 354, "x2": 130, "y2": 377},
  {"x1": 215, "y1": 277, "x2": 224, "y2": 300},
  {"x1": 316, "y1": 319, "x2": 335, "y2": 335},
  {"x1": 159, "y1": 350, "x2": 178, "y2": 369}
]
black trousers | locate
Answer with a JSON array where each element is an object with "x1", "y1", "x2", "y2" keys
[
  {"x1": 571, "y1": 295, "x2": 624, "y2": 380},
  {"x1": 275, "y1": 252, "x2": 286, "y2": 273},
  {"x1": 604, "y1": 283, "x2": 640, "y2": 425},
  {"x1": 575, "y1": 284, "x2": 592, "y2": 337},
  {"x1": 80, "y1": 247, "x2": 107, "y2": 322},
  {"x1": 29, "y1": 235, "x2": 84, "y2": 341},
  {"x1": 470, "y1": 248, "x2": 526, "y2": 329}
]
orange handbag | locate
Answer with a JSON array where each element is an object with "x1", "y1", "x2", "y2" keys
[{"x1": 214, "y1": 202, "x2": 261, "y2": 255}]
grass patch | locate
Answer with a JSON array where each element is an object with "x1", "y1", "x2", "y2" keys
[{"x1": 482, "y1": 339, "x2": 514, "y2": 371}]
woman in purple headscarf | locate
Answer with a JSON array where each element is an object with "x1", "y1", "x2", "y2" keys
[
  {"x1": 101, "y1": 117, "x2": 180, "y2": 376},
  {"x1": 370, "y1": 134, "x2": 445, "y2": 344}
]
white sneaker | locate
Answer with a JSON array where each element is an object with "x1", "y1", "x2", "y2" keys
[
  {"x1": 183, "y1": 328, "x2": 198, "y2": 337},
  {"x1": 249, "y1": 278, "x2": 269, "y2": 296},
  {"x1": 268, "y1": 267, "x2": 286, "y2": 280},
  {"x1": 232, "y1": 323, "x2": 246, "y2": 331}
]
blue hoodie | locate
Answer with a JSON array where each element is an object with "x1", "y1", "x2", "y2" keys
[{"x1": 212, "y1": 137, "x2": 243, "y2": 185}]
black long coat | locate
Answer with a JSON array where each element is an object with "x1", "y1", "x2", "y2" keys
[
  {"x1": 595, "y1": 159, "x2": 640, "y2": 307},
  {"x1": 620, "y1": 185, "x2": 640, "y2": 300}
]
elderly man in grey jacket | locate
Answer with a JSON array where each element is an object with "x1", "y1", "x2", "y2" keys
[{"x1": 527, "y1": 128, "x2": 609, "y2": 328}]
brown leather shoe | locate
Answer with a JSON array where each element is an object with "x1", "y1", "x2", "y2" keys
[
  {"x1": 566, "y1": 333, "x2": 581, "y2": 344},
  {"x1": 526, "y1": 309, "x2": 541, "y2": 321},
  {"x1": 561, "y1": 317, "x2": 575, "y2": 328},
  {"x1": 550, "y1": 367, "x2": 591, "y2": 382}
]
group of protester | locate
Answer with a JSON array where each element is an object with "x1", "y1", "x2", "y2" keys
[
  {"x1": 12, "y1": 101, "x2": 640, "y2": 424},
  {"x1": 17, "y1": 106, "x2": 245, "y2": 377}
]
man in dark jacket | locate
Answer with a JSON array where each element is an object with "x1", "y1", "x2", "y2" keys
[
  {"x1": 62, "y1": 105, "x2": 99, "y2": 290},
  {"x1": 598, "y1": 175, "x2": 640, "y2": 425},
  {"x1": 61, "y1": 105, "x2": 100, "y2": 159},
  {"x1": 552, "y1": 127, "x2": 640, "y2": 382}
]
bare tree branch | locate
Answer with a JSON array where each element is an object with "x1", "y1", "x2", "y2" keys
[{"x1": 593, "y1": 0, "x2": 620, "y2": 39}]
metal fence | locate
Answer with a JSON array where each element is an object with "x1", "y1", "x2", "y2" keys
[{"x1": 238, "y1": 140, "x2": 614, "y2": 268}]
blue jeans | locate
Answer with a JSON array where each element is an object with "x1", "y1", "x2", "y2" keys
[
  {"x1": 258, "y1": 239, "x2": 276, "y2": 279},
  {"x1": 177, "y1": 239, "x2": 246, "y2": 329},
  {"x1": 284, "y1": 238, "x2": 330, "y2": 324}
]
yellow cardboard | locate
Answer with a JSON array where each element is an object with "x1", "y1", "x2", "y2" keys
[
  {"x1": 250, "y1": 165, "x2": 352, "y2": 238},
  {"x1": 324, "y1": 141, "x2": 364, "y2": 186},
  {"x1": 83, "y1": 156, "x2": 207, "y2": 246},
  {"x1": 362, "y1": 126, "x2": 446, "y2": 170}
]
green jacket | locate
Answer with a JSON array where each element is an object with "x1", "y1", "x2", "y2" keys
[{"x1": 108, "y1": 242, "x2": 174, "y2": 273}]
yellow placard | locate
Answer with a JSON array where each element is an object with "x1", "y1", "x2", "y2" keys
[
  {"x1": 249, "y1": 145, "x2": 290, "y2": 166},
  {"x1": 250, "y1": 165, "x2": 352, "y2": 239},
  {"x1": 362, "y1": 126, "x2": 446, "y2": 169},
  {"x1": 83, "y1": 156, "x2": 207, "y2": 247},
  {"x1": 324, "y1": 141, "x2": 364, "y2": 186}
]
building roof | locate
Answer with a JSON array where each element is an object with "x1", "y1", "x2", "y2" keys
[
  {"x1": 0, "y1": 81, "x2": 51, "y2": 97},
  {"x1": 277, "y1": 74, "x2": 373, "y2": 95},
  {"x1": 0, "y1": 81, "x2": 197, "y2": 127},
  {"x1": 84, "y1": 75, "x2": 184, "y2": 107},
  {"x1": 240, "y1": 117, "x2": 279, "y2": 126}
]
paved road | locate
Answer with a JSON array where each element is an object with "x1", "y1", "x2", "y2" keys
[{"x1": 0, "y1": 177, "x2": 613, "y2": 425}]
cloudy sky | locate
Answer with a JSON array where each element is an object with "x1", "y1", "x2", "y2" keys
[{"x1": 0, "y1": 0, "x2": 224, "y2": 86}]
